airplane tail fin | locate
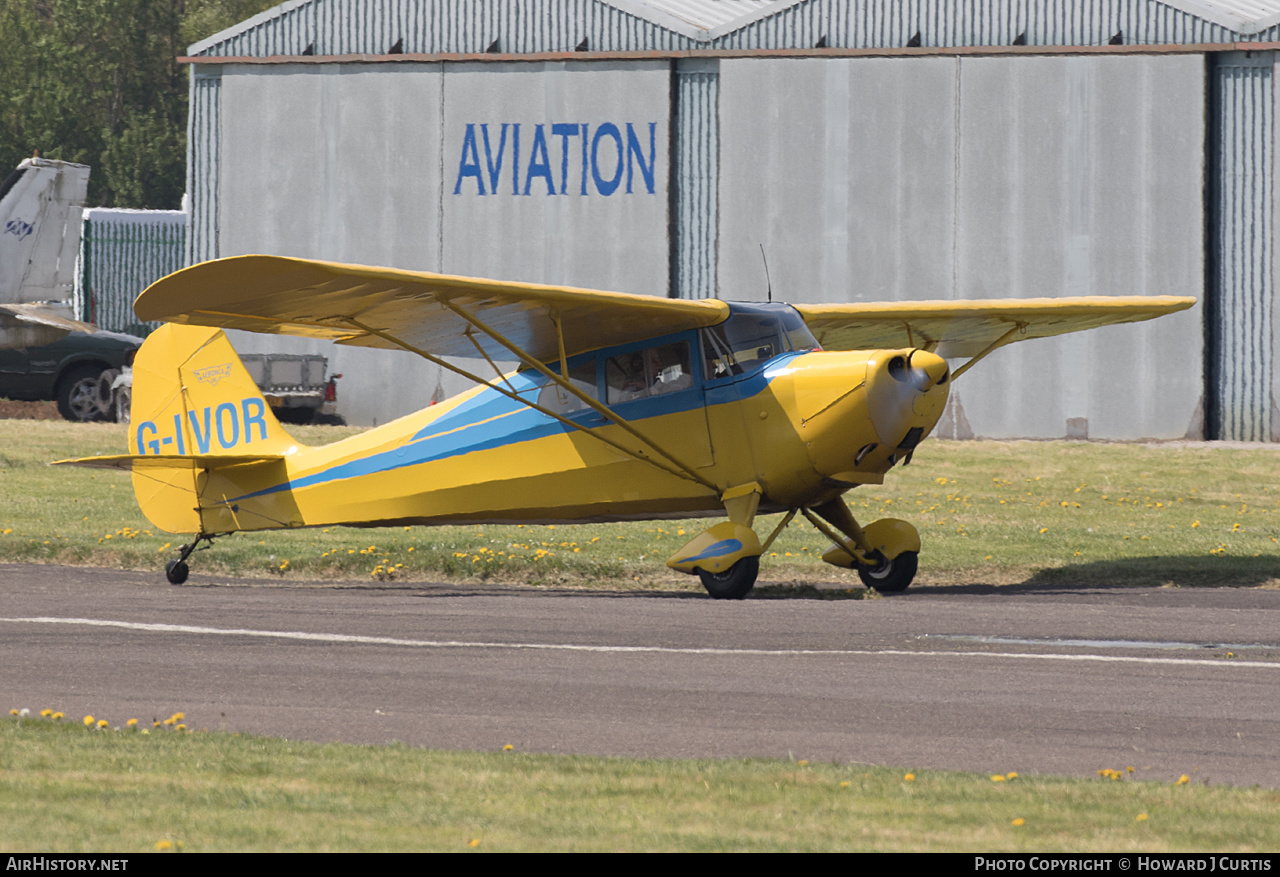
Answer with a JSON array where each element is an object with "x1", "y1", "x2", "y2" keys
[
  {"x1": 0, "y1": 158, "x2": 91, "y2": 346},
  {"x1": 59, "y1": 323, "x2": 306, "y2": 534}
]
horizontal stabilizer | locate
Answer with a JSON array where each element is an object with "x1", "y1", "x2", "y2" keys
[
  {"x1": 0, "y1": 302, "x2": 95, "y2": 333},
  {"x1": 54, "y1": 453, "x2": 284, "y2": 472}
]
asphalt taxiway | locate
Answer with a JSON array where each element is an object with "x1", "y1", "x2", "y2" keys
[{"x1": 5, "y1": 563, "x2": 1280, "y2": 786}]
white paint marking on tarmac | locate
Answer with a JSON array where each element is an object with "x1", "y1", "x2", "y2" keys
[{"x1": 5, "y1": 615, "x2": 1280, "y2": 670}]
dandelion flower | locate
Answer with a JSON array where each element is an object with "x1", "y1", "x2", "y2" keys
[
  {"x1": 126, "y1": 719, "x2": 138, "y2": 727},
  {"x1": 1011, "y1": 818, "x2": 1025, "y2": 827},
  {"x1": 97, "y1": 719, "x2": 109, "y2": 729},
  {"x1": 468, "y1": 839, "x2": 481, "y2": 848},
  {"x1": 839, "y1": 781, "x2": 850, "y2": 788},
  {"x1": 40, "y1": 709, "x2": 52, "y2": 718},
  {"x1": 1136, "y1": 813, "x2": 1149, "y2": 822},
  {"x1": 1006, "y1": 772, "x2": 1018, "y2": 780},
  {"x1": 903, "y1": 773, "x2": 915, "y2": 782},
  {"x1": 991, "y1": 774, "x2": 1007, "y2": 782},
  {"x1": 52, "y1": 712, "x2": 63, "y2": 720},
  {"x1": 154, "y1": 840, "x2": 173, "y2": 851},
  {"x1": 1176, "y1": 774, "x2": 1190, "y2": 786},
  {"x1": 8, "y1": 709, "x2": 19, "y2": 717},
  {"x1": 503, "y1": 744, "x2": 514, "y2": 751},
  {"x1": 83, "y1": 715, "x2": 94, "y2": 727}
]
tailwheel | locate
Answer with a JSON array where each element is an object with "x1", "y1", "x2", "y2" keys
[
  {"x1": 698, "y1": 556, "x2": 759, "y2": 600},
  {"x1": 857, "y1": 550, "x2": 918, "y2": 593},
  {"x1": 165, "y1": 560, "x2": 189, "y2": 585},
  {"x1": 164, "y1": 534, "x2": 213, "y2": 585}
]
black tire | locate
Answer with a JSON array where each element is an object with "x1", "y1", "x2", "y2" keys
[
  {"x1": 857, "y1": 550, "x2": 918, "y2": 593},
  {"x1": 165, "y1": 560, "x2": 189, "y2": 585},
  {"x1": 697, "y1": 556, "x2": 759, "y2": 600},
  {"x1": 57, "y1": 364, "x2": 107, "y2": 422}
]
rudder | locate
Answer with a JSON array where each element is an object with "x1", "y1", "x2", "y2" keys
[{"x1": 129, "y1": 323, "x2": 302, "y2": 533}]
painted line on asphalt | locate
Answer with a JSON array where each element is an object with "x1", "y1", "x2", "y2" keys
[{"x1": 5, "y1": 615, "x2": 1280, "y2": 670}]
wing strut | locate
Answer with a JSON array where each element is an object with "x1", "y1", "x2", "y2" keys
[
  {"x1": 949, "y1": 322, "x2": 1025, "y2": 381},
  {"x1": 433, "y1": 299, "x2": 719, "y2": 491},
  {"x1": 340, "y1": 317, "x2": 718, "y2": 493}
]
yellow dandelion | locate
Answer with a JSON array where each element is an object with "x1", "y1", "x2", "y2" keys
[
  {"x1": 1038, "y1": 527, "x2": 1048, "y2": 534},
  {"x1": 503, "y1": 744, "x2": 514, "y2": 751},
  {"x1": 96, "y1": 719, "x2": 109, "y2": 729},
  {"x1": 1126, "y1": 766, "x2": 1135, "y2": 773},
  {"x1": 991, "y1": 774, "x2": 1007, "y2": 782},
  {"x1": 40, "y1": 709, "x2": 52, "y2": 718},
  {"x1": 839, "y1": 781, "x2": 850, "y2": 788},
  {"x1": 176, "y1": 724, "x2": 187, "y2": 731},
  {"x1": 903, "y1": 773, "x2": 915, "y2": 782},
  {"x1": 1136, "y1": 813, "x2": 1149, "y2": 822},
  {"x1": 468, "y1": 839, "x2": 481, "y2": 848},
  {"x1": 154, "y1": 840, "x2": 172, "y2": 851},
  {"x1": 52, "y1": 712, "x2": 63, "y2": 720},
  {"x1": 83, "y1": 715, "x2": 94, "y2": 726},
  {"x1": 1176, "y1": 774, "x2": 1190, "y2": 785},
  {"x1": 126, "y1": 718, "x2": 138, "y2": 727},
  {"x1": 1006, "y1": 771, "x2": 1018, "y2": 780},
  {"x1": 1011, "y1": 818, "x2": 1025, "y2": 827},
  {"x1": 797, "y1": 760, "x2": 809, "y2": 766}
]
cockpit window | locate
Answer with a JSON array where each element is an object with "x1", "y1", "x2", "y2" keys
[
  {"x1": 606, "y1": 341, "x2": 693, "y2": 404},
  {"x1": 701, "y1": 304, "x2": 818, "y2": 379}
]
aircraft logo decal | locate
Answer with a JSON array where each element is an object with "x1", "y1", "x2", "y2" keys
[
  {"x1": 193, "y1": 363, "x2": 233, "y2": 386},
  {"x1": 4, "y1": 218, "x2": 34, "y2": 240}
]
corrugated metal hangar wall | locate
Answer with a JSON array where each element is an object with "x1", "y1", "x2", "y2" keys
[{"x1": 183, "y1": 0, "x2": 1280, "y2": 440}]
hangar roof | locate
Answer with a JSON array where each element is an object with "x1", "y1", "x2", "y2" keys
[{"x1": 188, "y1": 0, "x2": 1280, "y2": 57}]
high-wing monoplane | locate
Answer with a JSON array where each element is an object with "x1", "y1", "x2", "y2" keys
[{"x1": 58, "y1": 256, "x2": 1194, "y2": 596}]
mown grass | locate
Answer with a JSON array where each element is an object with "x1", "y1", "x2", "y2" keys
[
  {"x1": 3, "y1": 715, "x2": 1277, "y2": 852},
  {"x1": 2, "y1": 419, "x2": 1278, "y2": 588}
]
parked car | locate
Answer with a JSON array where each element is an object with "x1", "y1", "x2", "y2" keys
[{"x1": 0, "y1": 329, "x2": 140, "y2": 421}]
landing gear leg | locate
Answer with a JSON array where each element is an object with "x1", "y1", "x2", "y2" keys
[
  {"x1": 165, "y1": 534, "x2": 214, "y2": 585},
  {"x1": 804, "y1": 498, "x2": 921, "y2": 594}
]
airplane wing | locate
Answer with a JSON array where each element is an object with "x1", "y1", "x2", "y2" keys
[
  {"x1": 134, "y1": 256, "x2": 729, "y2": 363},
  {"x1": 794, "y1": 296, "x2": 1197, "y2": 358}
]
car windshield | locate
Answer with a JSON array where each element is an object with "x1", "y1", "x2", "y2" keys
[{"x1": 701, "y1": 303, "x2": 817, "y2": 379}]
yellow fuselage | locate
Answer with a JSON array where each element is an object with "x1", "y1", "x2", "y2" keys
[{"x1": 135, "y1": 343, "x2": 950, "y2": 537}]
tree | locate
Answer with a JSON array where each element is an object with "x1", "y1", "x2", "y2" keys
[{"x1": 0, "y1": 0, "x2": 277, "y2": 208}]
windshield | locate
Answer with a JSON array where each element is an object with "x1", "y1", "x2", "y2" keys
[{"x1": 701, "y1": 303, "x2": 818, "y2": 379}]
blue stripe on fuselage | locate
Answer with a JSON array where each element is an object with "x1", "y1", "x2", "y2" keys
[{"x1": 228, "y1": 352, "x2": 805, "y2": 502}]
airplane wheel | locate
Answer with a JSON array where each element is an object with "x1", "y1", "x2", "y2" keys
[
  {"x1": 857, "y1": 550, "x2": 917, "y2": 593},
  {"x1": 698, "y1": 556, "x2": 759, "y2": 600},
  {"x1": 165, "y1": 560, "x2": 189, "y2": 585}
]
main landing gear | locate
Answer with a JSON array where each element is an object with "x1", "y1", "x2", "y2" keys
[
  {"x1": 666, "y1": 489, "x2": 923, "y2": 600},
  {"x1": 164, "y1": 534, "x2": 215, "y2": 584}
]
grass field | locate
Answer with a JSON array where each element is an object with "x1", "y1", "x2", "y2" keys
[
  {"x1": 4, "y1": 715, "x2": 1278, "y2": 852},
  {"x1": 2, "y1": 418, "x2": 1277, "y2": 589}
]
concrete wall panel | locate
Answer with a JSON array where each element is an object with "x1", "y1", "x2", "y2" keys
[
  {"x1": 219, "y1": 63, "x2": 454, "y2": 427},
  {"x1": 718, "y1": 53, "x2": 1204, "y2": 440},
  {"x1": 719, "y1": 57, "x2": 958, "y2": 304},
  {"x1": 953, "y1": 55, "x2": 1204, "y2": 440}
]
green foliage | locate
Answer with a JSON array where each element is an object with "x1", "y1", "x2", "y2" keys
[{"x1": 0, "y1": 0, "x2": 277, "y2": 208}]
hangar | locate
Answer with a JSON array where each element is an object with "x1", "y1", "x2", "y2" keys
[{"x1": 182, "y1": 0, "x2": 1277, "y2": 440}]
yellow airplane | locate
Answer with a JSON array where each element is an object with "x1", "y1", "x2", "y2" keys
[{"x1": 58, "y1": 256, "x2": 1194, "y2": 596}]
